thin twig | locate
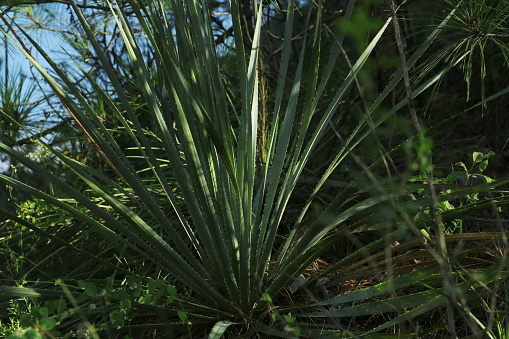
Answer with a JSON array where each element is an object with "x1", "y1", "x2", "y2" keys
[
  {"x1": 389, "y1": 1, "x2": 459, "y2": 337},
  {"x1": 389, "y1": 0, "x2": 420, "y2": 135}
]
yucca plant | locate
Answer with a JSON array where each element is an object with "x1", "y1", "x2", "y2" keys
[{"x1": 1, "y1": 0, "x2": 509, "y2": 337}]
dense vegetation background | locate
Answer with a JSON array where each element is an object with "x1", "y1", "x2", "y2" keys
[{"x1": 0, "y1": 0, "x2": 508, "y2": 338}]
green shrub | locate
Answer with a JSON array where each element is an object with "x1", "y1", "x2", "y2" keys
[{"x1": 1, "y1": 0, "x2": 509, "y2": 337}]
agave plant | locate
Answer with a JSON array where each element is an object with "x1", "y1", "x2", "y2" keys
[{"x1": 1, "y1": 0, "x2": 509, "y2": 337}]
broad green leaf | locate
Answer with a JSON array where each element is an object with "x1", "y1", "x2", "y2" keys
[{"x1": 38, "y1": 317, "x2": 57, "y2": 331}]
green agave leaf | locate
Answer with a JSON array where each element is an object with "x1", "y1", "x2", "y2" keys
[
  {"x1": 208, "y1": 321, "x2": 240, "y2": 339},
  {"x1": 305, "y1": 289, "x2": 444, "y2": 318},
  {"x1": 365, "y1": 267, "x2": 509, "y2": 335},
  {"x1": 297, "y1": 267, "x2": 508, "y2": 335},
  {"x1": 256, "y1": 4, "x2": 315, "y2": 292},
  {"x1": 0, "y1": 286, "x2": 77, "y2": 301},
  {"x1": 277, "y1": 6, "x2": 465, "y2": 279},
  {"x1": 302, "y1": 264, "x2": 442, "y2": 310},
  {"x1": 71, "y1": 1, "x2": 243, "y2": 308},
  {"x1": 0, "y1": 142, "x2": 227, "y2": 305},
  {"x1": 0, "y1": 208, "x2": 137, "y2": 279}
]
